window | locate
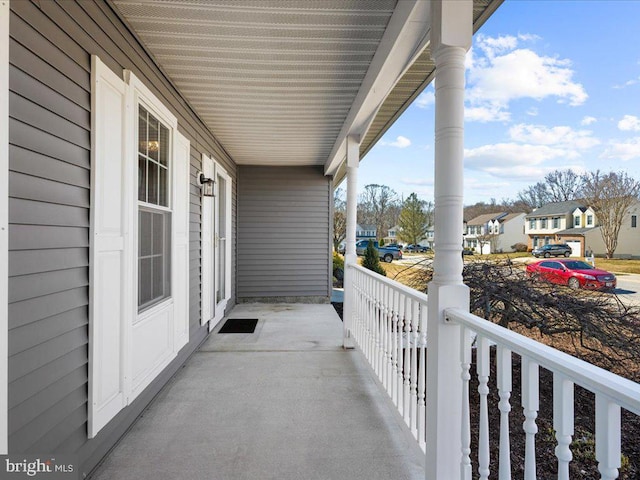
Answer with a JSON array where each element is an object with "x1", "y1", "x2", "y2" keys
[
  {"x1": 138, "y1": 105, "x2": 171, "y2": 311},
  {"x1": 541, "y1": 218, "x2": 547, "y2": 229},
  {"x1": 586, "y1": 215, "x2": 593, "y2": 226},
  {"x1": 574, "y1": 216, "x2": 580, "y2": 227},
  {"x1": 633, "y1": 215, "x2": 637, "y2": 228},
  {"x1": 553, "y1": 217, "x2": 559, "y2": 229},
  {"x1": 90, "y1": 57, "x2": 190, "y2": 437},
  {"x1": 529, "y1": 218, "x2": 536, "y2": 230}
]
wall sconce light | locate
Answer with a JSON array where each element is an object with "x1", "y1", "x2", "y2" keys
[{"x1": 197, "y1": 172, "x2": 214, "y2": 197}]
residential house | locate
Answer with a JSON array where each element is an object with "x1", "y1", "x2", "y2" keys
[
  {"x1": 556, "y1": 201, "x2": 640, "y2": 258},
  {"x1": 464, "y1": 212, "x2": 507, "y2": 254},
  {"x1": 524, "y1": 200, "x2": 585, "y2": 253},
  {"x1": 487, "y1": 212, "x2": 528, "y2": 253},
  {"x1": 383, "y1": 224, "x2": 399, "y2": 245},
  {"x1": 356, "y1": 224, "x2": 377, "y2": 242},
  {"x1": 2, "y1": 2, "x2": 636, "y2": 479}
]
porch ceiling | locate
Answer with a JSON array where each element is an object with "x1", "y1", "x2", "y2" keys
[{"x1": 110, "y1": 0, "x2": 501, "y2": 171}]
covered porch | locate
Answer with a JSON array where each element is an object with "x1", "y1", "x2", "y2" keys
[{"x1": 89, "y1": 303, "x2": 425, "y2": 480}]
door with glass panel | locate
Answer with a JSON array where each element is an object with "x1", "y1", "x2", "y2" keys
[
  {"x1": 213, "y1": 165, "x2": 231, "y2": 324},
  {"x1": 201, "y1": 155, "x2": 232, "y2": 328}
]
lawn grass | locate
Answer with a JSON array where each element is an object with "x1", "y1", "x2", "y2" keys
[{"x1": 589, "y1": 258, "x2": 640, "y2": 274}]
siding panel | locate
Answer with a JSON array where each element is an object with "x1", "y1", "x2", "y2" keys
[
  {"x1": 8, "y1": 1, "x2": 237, "y2": 473},
  {"x1": 237, "y1": 166, "x2": 330, "y2": 300}
]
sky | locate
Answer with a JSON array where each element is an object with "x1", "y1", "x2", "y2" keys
[{"x1": 351, "y1": 0, "x2": 640, "y2": 206}]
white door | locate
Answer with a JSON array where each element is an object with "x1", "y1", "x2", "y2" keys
[
  {"x1": 201, "y1": 155, "x2": 232, "y2": 329},
  {"x1": 566, "y1": 241, "x2": 582, "y2": 257},
  {"x1": 213, "y1": 164, "x2": 232, "y2": 326}
]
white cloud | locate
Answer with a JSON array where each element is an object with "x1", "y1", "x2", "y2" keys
[
  {"x1": 416, "y1": 90, "x2": 434, "y2": 109},
  {"x1": 476, "y1": 34, "x2": 518, "y2": 58},
  {"x1": 402, "y1": 178, "x2": 433, "y2": 187},
  {"x1": 581, "y1": 116, "x2": 597, "y2": 126},
  {"x1": 618, "y1": 115, "x2": 640, "y2": 132},
  {"x1": 508, "y1": 124, "x2": 600, "y2": 150},
  {"x1": 526, "y1": 107, "x2": 539, "y2": 116},
  {"x1": 601, "y1": 137, "x2": 640, "y2": 161},
  {"x1": 465, "y1": 105, "x2": 510, "y2": 123},
  {"x1": 465, "y1": 142, "x2": 571, "y2": 167},
  {"x1": 468, "y1": 49, "x2": 587, "y2": 106},
  {"x1": 613, "y1": 77, "x2": 640, "y2": 89},
  {"x1": 380, "y1": 135, "x2": 411, "y2": 148},
  {"x1": 465, "y1": 34, "x2": 587, "y2": 123}
]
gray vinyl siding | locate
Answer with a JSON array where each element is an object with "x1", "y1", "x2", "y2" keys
[
  {"x1": 237, "y1": 166, "x2": 331, "y2": 301},
  {"x1": 8, "y1": 0, "x2": 236, "y2": 475}
]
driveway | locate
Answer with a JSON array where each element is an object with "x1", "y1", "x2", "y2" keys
[{"x1": 612, "y1": 274, "x2": 640, "y2": 305}]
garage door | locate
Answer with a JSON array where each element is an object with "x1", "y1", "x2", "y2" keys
[{"x1": 566, "y1": 241, "x2": 581, "y2": 257}]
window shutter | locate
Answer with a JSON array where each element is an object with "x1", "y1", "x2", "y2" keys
[
  {"x1": 89, "y1": 56, "x2": 129, "y2": 437},
  {"x1": 173, "y1": 132, "x2": 190, "y2": 350}
]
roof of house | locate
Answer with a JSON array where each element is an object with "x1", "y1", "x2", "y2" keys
[
  {"x1": 357, "y1": 224, "x2": 376, "y2": 231},
  {"x1": 466, "y1": 212, "x2": 507, "y2": 226},
  {"x1": 498, "y1": 212, "x2": 525, "y2": 223},
  {"x1": 525, "y1": 200, "x2": 584, "y2": 218},
  {"x1": 555, "y1": 227, "x2": 600, "y2": 236}
]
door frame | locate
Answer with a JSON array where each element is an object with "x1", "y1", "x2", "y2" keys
[
  {"x1": 212, "y1": 162, "x2": 232, "y2": 328},
  {"x1": 201, "y1": 155, "x2": 232, "y2": 329}
]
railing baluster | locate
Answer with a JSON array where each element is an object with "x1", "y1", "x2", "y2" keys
[
  {"x1": 595, "y1": 393, "x2": 621, "y2": 480},
  {"x1": 391, "y1": 289, "x2": 399, "y2": 407},
  {"x1": 460, "y1": 327, "x2": 472, "y2": 480},
  {"x1": 386, "y1": 285, "x2": 394, "y2": 399},
  {"x1": 553, "y1": 374, "x2": 574, "y2": 480},
  {"x1": 379, "y1": 281, "x2": 386, "y2": 386},
  {"x1": 403, "y1": 295, "x2": 411, "y2": 427},
  {"x1": 497, "y1": 345, "x2": 512, "y2": 480},
  {"x1": 477, "y1": 335, "x2": 490, "y2": 480},
  {"x1": 521, "y1": 357, "x2": 539, "y2": 480},
  {"x1": 418, "y1": 302, "x2": 427, "y2": 451},
  {"x1": 410, "y1": 299, "x2": 419, "y2": 438},
  {"x1": 397, "y1": 292, "x2": 405, "y2": 417}
]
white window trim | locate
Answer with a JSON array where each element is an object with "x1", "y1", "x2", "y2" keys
[
  {"x1": 0, "y1": 0, "x2": 9, "y2": 455},
  {"x1": 89, "y1": 58, "x2": 189, "y2": 437}
]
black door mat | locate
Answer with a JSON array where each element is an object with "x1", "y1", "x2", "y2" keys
[{"x1": 218, "y1": 318, "x2": 259, "y2": 334}]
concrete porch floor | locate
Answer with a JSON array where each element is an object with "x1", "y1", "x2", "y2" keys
[{"x1": 89, "y1": 304, "x2": 425, "y2": 480}]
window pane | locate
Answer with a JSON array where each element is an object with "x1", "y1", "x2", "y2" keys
[
  {"x1": 139, "y1": 257, "x2": 153, "y2": 306},
  {"x1": 159, "y1": 124, "x2": 169, "y2": 166},
  {"x1": 138, "y1": 106, "x2": 148, "y2": 155},
  {"x1": 152, "y1": 211, "x2": 164, "y2": 255},
  {"x1": 159, "y1": 166, "x2": 168, "y2": 207},
  {"x1": 148, "y1": 117, "x2": 159, "y2": 162},
  {"x1": 152, "y1": 255, "x2": 164, "y2": 300},
  {"x1": 148, "y1": 161, "x2": 158, "y2": 204},
  {"x1": 138, "y1": 155, "x2": 147, "y2": 202},
  {"x1": 139, "y1": 210, "x2": 153, "y2": 257}
]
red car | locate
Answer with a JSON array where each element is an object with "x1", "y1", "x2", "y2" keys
[{"x1": 525, "y1": 259, "x2": 616, "y2": 290}]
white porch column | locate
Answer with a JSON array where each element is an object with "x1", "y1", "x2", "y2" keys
[
  {"x1": 426, "y1": 1, "x2": 472, "y2": 479},
  {"x1": 342, "y1": 134, "x2": 359, "y2": 349}
]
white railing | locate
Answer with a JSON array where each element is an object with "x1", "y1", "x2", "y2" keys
[
  {"x1": 446, "y1": 308, "x2": 640, "y2": 480},
  {"x1": 349, "y1": 264, "x2": 428, "y2": 450},
  {"x1": 348, "y1": 264, "x2": 640, "y2": 478}
]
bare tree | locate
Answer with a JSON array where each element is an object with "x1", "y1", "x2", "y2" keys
[
  {"x1": 333, "y1": 188, "x2": 346, "y2": 251},
  {"x1": 358, "y1": 184, "x2": 399, "y2": 239},
  {"x1": 581, "y1": 170, "x2": 640, "y2": 258},
  {"x1": 475, "y1": 232, "x2": 496, "y2": 254},
  {"x1": 545, "y1": 169, "x2": 582, "y2": 202},
  {"x1": 517, "y1": 182, "x2": 550, "y2": 211}
]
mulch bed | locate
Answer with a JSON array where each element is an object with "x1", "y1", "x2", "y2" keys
[{"x1": 332, "y1": 302, "x2": 640, "y2": 478}]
